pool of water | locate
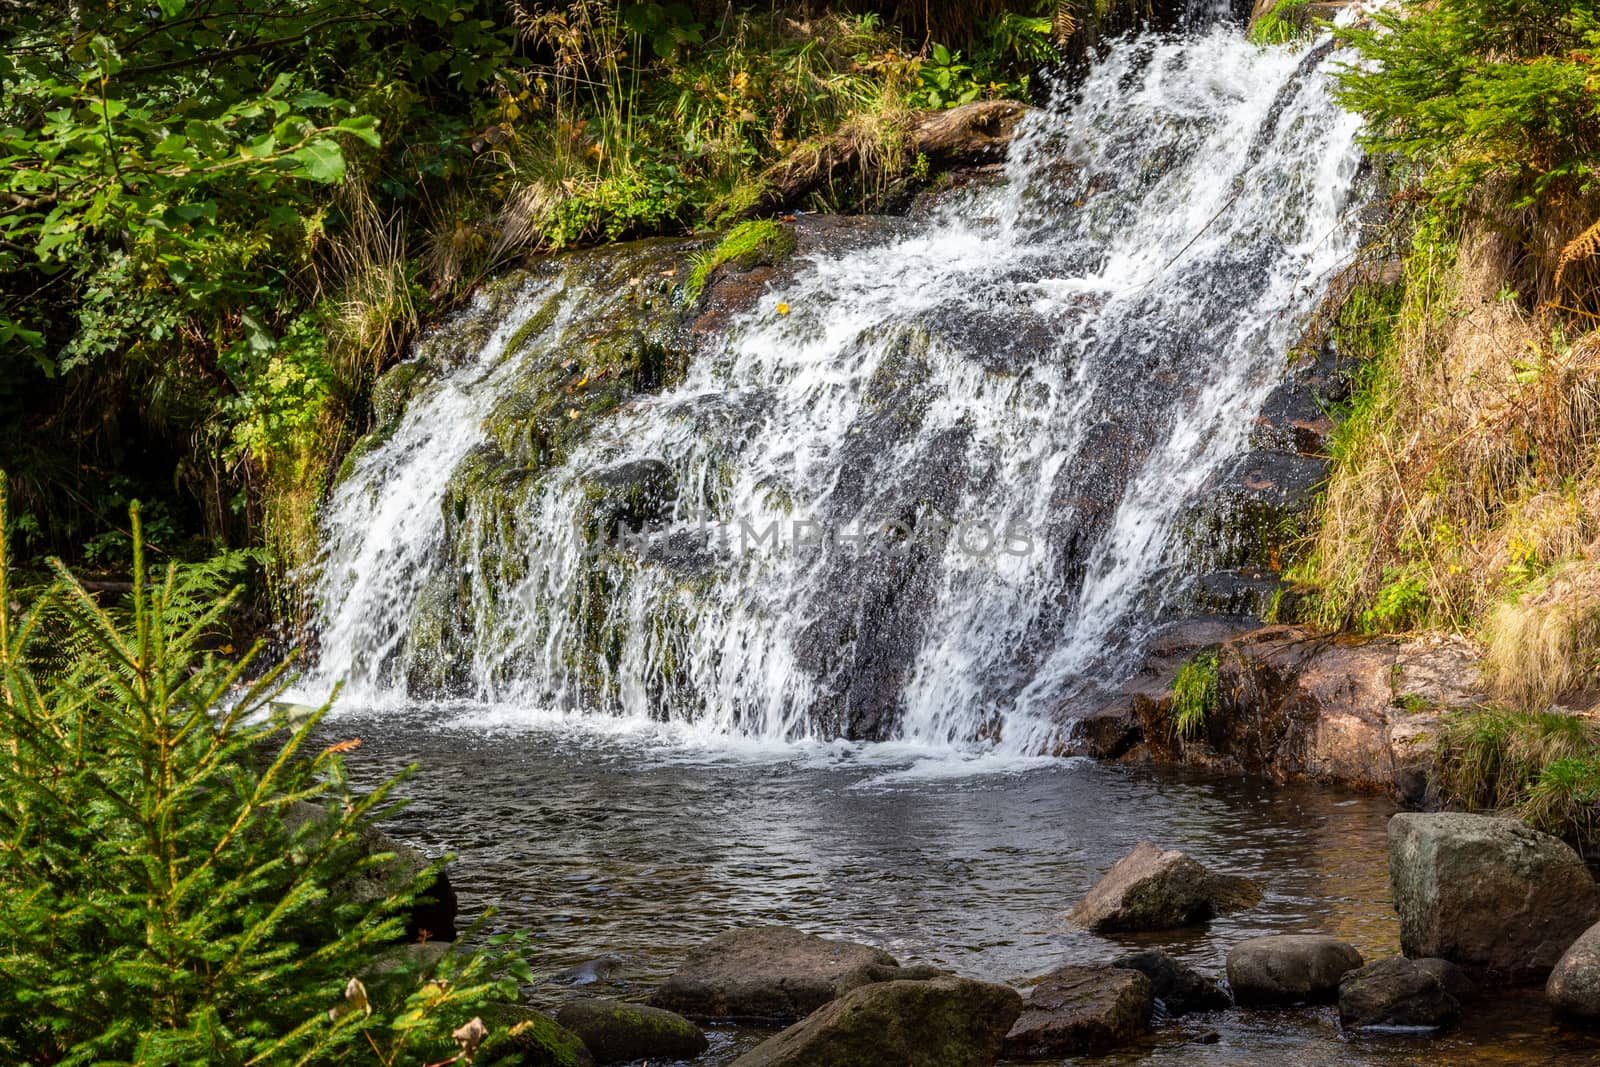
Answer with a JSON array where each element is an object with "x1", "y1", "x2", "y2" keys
[{"x1": 321, "y1": 706, "x2": 1600, "y2": 1065}]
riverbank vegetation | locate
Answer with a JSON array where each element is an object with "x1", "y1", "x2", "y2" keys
[
  {"x1": 0, "y1": 0, "x2": 1058, "y2": 612},
  {"x1": 0, "y1": 476, "x2": 537, "y2": 1063},
  {"x1": 1288, "y1": 0, "x2": 1600, "y2": 831}
]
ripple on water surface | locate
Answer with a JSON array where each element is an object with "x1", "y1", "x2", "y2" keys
[{"x1": 318, "y1": 708, "x2": 1600, "y2": 1066}]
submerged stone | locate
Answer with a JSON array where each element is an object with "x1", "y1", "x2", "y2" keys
[{"x1": 1337, "y1": 957, "x2": 1461, "y2": 1030}]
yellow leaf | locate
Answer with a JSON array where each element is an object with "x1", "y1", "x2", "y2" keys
[{"x1": 776, "y1": 302, "x2": 790, "y2": 315}]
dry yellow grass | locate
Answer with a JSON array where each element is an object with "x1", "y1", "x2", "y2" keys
[{"x1": 1301, "y1": 192, "x2": 1600, "y2": 707}]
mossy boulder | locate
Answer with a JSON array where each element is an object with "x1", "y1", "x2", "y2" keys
[
  {"x1": 479, "y1": 1004, "x2": 594, "y2": 1067},
  {"x1": 1390, "y1": 812, "x2": 1600, "y2": 983},
  {"x1": 552, "y1": 998, "x2": 707, "y2": 1064}
]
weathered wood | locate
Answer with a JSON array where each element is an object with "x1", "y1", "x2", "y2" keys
[{"x1": 712, "y1": 99, "x2": 1030, "y2": 222}]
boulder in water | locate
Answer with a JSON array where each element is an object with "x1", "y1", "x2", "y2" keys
[
  {"x1": 1002, "y1": 965, "x2": 1153, "y2": 1058},
  {"x1": 282, "y1": 800, "x2": 458, "y2": 941},
  {"x1": 1337, "y1": 957, "x2": 1461, "y2": 1030},
  {"x1": 729, "y1": 975, "x2": 1021, "y2": 1067},
  {"x1": 553, "y1": 998, "x2": 707, "y2": 1064},
  {"x1": 1547, "y1": 920, "x2": 1600, "y2": 1021},
  {"x1": 1109, "y1": 950, "x2": 1231, "y2": 1014},
  {"x1": 1226, "y1": 935, "x2": 1362, "y2": 1006},
  {"x1": 478, "y1": 1004, "x2": 594, "y2": 1067},
  {"x1": 1389, "y1": 812, "x2": 1600, "y2": 982},
  {"x1": 1067, "y1": 841, "x2": 1262, "y2": 931},
  {"x1": 648, "y1": 925, "x2": 909, "y2": 1022}
]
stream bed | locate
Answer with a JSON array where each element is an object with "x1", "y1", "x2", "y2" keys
[{"x1": 322, "y1": 708, "x2": 1600, "y2": 1065}]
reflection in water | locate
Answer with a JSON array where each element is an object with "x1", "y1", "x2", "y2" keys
[{"x1": 320, "y1": 713, "x2": 1600, "y2": 1065}]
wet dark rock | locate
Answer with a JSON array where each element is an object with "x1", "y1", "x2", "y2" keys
[
  {"x1": 730, "y1": 975, "x2": 1022, "y2": 1067},
  {"x1": 479, "y1": 1004, "x2": 594, "y2": 1067},
  {"x1": 282, "y1": 801, "x2": 457, "y2": 942},
  {"x1": 1226, "y1": 935, "x2": 1363, "y2": 1006},
  {"x1": 1390, "y1": 812, "x2": 1600, "y2": 983},
  {"x1": 553, "y1": 998, "x2": 708, "y2": 1064},
  {"x1": 585, "y1": 458, "x2": 676, "y2": 539},
  {"x1": 1413, "y1": 957, "x2": 1476, "y2": 1003},
  {"x1": 1337, "y1": 957, "x2": 1461, "y2": 1030},
  {"x1": 1548, "y1": 919, "x2": 1600, "y2": 1021},
  {"x1": 1067, "y1": 841, "x2": 1263, "y2": 932},
  {"x1": 1003, "y1": 965, "x2": 1153, "y2": 1058},
  {"x1": 1110, "y1": 950, "x2": 1231, "y2": 1014},
  {"x1": 648, "y1": 925, "x2": 907, "y2": 1022}
]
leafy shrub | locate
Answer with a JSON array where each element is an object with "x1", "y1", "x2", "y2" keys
[{"x1": 0, "y1": 476, "x2": 527, "y2": 1065}]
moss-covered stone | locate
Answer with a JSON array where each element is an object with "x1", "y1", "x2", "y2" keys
[
  {"x1": 552, "y1": 998, "x2": 707, "y2": 1065},
  {"x1": 685, "y1": 219, "x2": 798, "y2": 304},
  {"x1": 479, "y1": 1003, "x2": 594, "y2": 1067}
]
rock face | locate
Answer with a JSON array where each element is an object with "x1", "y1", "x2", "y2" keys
[
  {"x1": 1226, "y1": 936, "x2": 1363, "y2": 1006},
  {"x1": 1139, "y1": 627, "x2": 1481, "y2": 803},
  {"x1": 1110, "y1": 950, "x2": 1231, "y2": 1015},
  {"x1": 282, "y1": 800, "x2": 458, "y2": 942},
  {"x1": 1002, "y1": 966, "x2": 1153, "y2": 1058},
  {"x1": 649, "y1": 926, "x2": 909, "y2": 1022},
  {"x1": 1338, "y1": 957, "x2": 1461, "y2": 1030},
  {"x1": 1389, "y1": 812, "x2": 1600, "y2": 983},
  {"x1": 1547, "y1": 920, "x2": 1600, "y2": 1020},
  {"x1": 553, "y1": 999, "x2": 707, "y2": 1065},
  {"x1": 729, "y1": 975, "x2": 1022, "y2": 1067},
  {"x1": 1067, "y1": 841, "x2": 1263, "y2": 932}
]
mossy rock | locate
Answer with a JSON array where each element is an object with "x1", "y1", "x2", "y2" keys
[
  {"x1": 553, "y1": 998, "x2": 708, "y2": 1065},
  {"x1": 686, "y1": 219, "x2": 798, "y2": 304},
  {"x1": 479, "y1": 1003, "x2": 594, "y2": 1067}
]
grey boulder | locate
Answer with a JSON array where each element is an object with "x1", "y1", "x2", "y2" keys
[
  {"x1": 1548, "y1": 919, "x2": 1600, "y2": 1021},
  {"x1": 1389, "y1": 812, "x2": 1600, "y2": 982},
  {"x1": 648, "y1": 925, "x2": 915, "y2": 1022},
  {"x1": 1068, "y1": 841, "x2": 1262, "y2": 932},
  {"x1": 1226, "y1": 935, "x2": 1363, "y2": 1006}
]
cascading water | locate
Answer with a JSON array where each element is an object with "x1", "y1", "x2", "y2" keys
[{"x1": 304, "y1": 21, "x2": 1366, "y2": 750}]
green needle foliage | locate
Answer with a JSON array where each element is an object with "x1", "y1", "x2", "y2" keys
[
  {"x1": 1336, "y1": 0, "x2": 1600, "y2": 208},
  {"x1": 0, "y1": 472, "x2": 527, "y2": 1065}
]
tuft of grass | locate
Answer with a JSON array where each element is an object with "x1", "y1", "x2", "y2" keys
[
  {"x1": 684, "y1": 219, "x2": 798, "y2": 304},
  {"x1": 1482, "y1": 561, "x2": 1600, "y2": 711},
  {"x1": 1250, "y1": 0, "x2": 1316, "y2": 47},
  {"x1": 1436, "y1": 706, "x2": 1600, "y2": 820},
  {"x1": 1172, "y1": 649, "x2": 1220, "y2": 740}
]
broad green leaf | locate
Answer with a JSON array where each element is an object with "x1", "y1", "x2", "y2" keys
[{"x1": 290, "y1": 140, "x2": 344, "y2": 183}]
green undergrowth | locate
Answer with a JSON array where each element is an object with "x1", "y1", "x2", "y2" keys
[
  {"x1": 1293, "y1": 0, "x2": 1600, "y2": 716},
  {"x1": 685, "y1": 219, "x2": 799, "y2": 303},
  {"x1": 1436, "y1": 706, "x2": 1600, "y2": 841},
  {"x1": 1249, "y1": 0, "x2": 1316, "y2": 46},
  {"x1": 0, "y1": 472, "x2": 535, "y2": 1063}
]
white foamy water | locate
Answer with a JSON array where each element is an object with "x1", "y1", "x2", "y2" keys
[{"x1": 300, "y1": 24, "x2": 1365, "y2": 751}]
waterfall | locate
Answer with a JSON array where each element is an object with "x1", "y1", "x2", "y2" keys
[{"x1": 302, "y1": 22, "x2": 1366, "y2": 749}]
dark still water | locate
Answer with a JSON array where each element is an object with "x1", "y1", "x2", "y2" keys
[{"x1": 322, "y1": 708, "x2": 1600, "y2": 1066}]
